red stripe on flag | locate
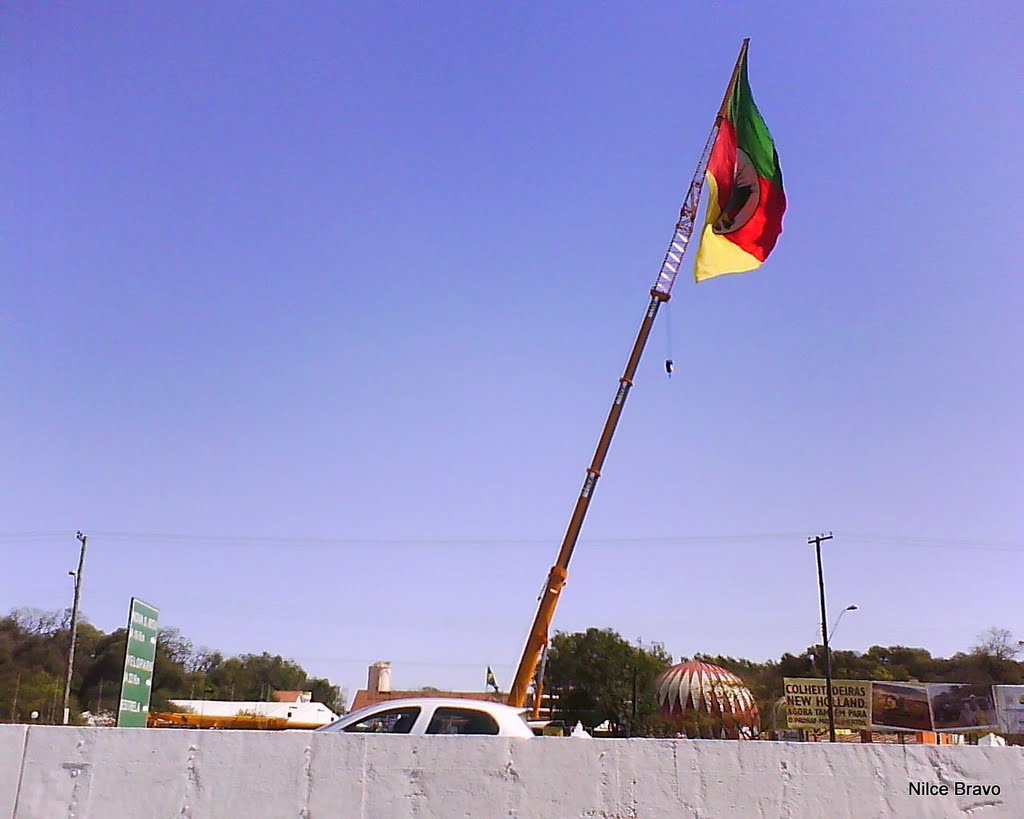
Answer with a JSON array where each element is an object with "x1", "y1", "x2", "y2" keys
[
  {"x1": 725, "y1": 178, "x2": 786, "y2": 262},
  {"x1": 707, "y1": 119, "x2": 737, "y2": 210}
]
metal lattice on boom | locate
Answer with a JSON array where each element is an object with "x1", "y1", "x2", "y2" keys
[{"x1": 653, "y1": 124, "x2": 720, "y2": 298}]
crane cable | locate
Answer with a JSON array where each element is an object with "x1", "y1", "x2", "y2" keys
[{"x1": 664, "y1": 299, "x2": 674, "y2": 377}]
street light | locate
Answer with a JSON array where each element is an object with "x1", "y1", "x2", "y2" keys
[{"x1": 829, "y1": 604, "x2": 858, "y2": 643}]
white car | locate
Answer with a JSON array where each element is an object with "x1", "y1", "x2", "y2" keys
[{"x1": 315, "y1": 698, "x2": 534, "y2": 738}]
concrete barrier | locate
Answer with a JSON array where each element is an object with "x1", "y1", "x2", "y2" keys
[
  {"x1": 0, "y1": 725, "x2": 27, "y2": 818},
  {"x1": 1, "y1": 725, "x2": 1021, "y2": 817}
]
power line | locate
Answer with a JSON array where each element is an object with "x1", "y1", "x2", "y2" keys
[
  {"x1": 288, "y1": 657, "x2": 518, "y2": 671},
  {"x1": 0, "y1": 530, "x2": 812, "y2": 546},
  {"x1": 841, "y1": 533, "x2": 1024, "y2": 551},
  {"x1": 0, "y1": 530, "x2": 1021, "y2": 551}
]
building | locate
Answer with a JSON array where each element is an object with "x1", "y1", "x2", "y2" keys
[
  {"x1": 349, "y1": 661, "x2": 506, "y2": 712},
  {"x1": 149, "y1": 693, "x2": 337, "y2": 730},
  {"x1": 272, "y1": 690, "x2": 313, "y2": 703},
  {"x1": 656, "y1": 660, "x2": 760, "y2": 739}
]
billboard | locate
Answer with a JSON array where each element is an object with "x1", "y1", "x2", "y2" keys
[
  {"x1": 117, "y1": 598, "x2": 160, "y2": 728},
  {"x1": 869, "y1": 681, "x2": 932, "y2": 731},
  {"x1": 786, "y1": 678, "x2": 1014, "y2": 735},
  {"x1": 994, "y1": 686, "x2": 1024, "y2": 735},
  {"x1": 927, "y1": 683, "x2": 999, "y2": 732},
  {"x1": 783, "y1": 678, "x2": 871, "y2": 730}
]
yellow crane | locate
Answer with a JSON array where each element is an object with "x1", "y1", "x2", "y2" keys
[{"x1": 506, "y1": 40, "x2": 750, "y2": 710}]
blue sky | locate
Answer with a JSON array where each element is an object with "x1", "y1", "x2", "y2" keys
[{"x1": 3, "y1": 2, "x2": 1022, "y2": 706}]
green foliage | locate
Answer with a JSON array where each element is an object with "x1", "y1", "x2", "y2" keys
[
  {"x1": 307, "y1": 677, "x2": 343, "y2": 713},
  {"x1": 0, "y1": 609, "x2": 71, "y2": 722},
  {"x1": 207, "y1": 652, "x2": 307, "y2": 700},
  {"x1": 78, "y1": 628, "x2": 128, "y2": 714},
  {"x1": 700, "y1": 629, "x2": 1023, "y2": 731},
  {"x1": 544, "y1": 627, "x2": 1022, "y2": 737},
  {"x1": 0, "y1": 609, "x2": 345, "y2": 723},
  {"x1": 546, "y1": 627, "x2": 673, "y2": 736}
]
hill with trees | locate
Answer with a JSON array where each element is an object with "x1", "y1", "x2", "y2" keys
[
  {"x1": 4, "y1": 607, "x2": 1020, "y2": 736},
  {"x1": 545, "y1": 626, "x2": 1023, "y2": 736},
  {"x1": 0, "y1": 608, "x2": 342, "y2": 724}
]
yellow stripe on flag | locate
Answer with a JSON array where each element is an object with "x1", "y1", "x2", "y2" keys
[{"x1": 694, "y1": 173, "x2": 762, "y2": 282}]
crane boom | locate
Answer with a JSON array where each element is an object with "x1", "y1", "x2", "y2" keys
[{"x1": 506, "y1": 40, "x2": 750, "y2": 710}]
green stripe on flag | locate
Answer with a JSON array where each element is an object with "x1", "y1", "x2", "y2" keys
[{"x1": 730, "y1": 57, "x2": 781, "y2": 184}]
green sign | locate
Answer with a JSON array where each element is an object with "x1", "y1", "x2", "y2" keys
[{"x1": 117, "y1": 598, "x2": 159, "y2": 727}]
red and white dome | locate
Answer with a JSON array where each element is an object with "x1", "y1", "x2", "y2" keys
[{"x1": 656, "y1": 661, "x2": 759, "y2": 737}]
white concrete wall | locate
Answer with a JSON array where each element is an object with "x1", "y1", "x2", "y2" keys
[
  {"x1": 1, "y1": 725, "x2": 1021, "y2": 818},
  {"x1": 0, "y1": 725, "x2": 27, "y2": 819}
]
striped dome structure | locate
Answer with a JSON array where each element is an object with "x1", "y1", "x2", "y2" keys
[{"x1": 655, "y1": 661, "x2": 759, "y2": 739}]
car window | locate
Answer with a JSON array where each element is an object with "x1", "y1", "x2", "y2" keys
[
  {"x1": 342, "y1": 706, "x2": 420, "y2": 734},
  {"x1": 425, "y1": 707, "x2": 499, "y2": 735}
]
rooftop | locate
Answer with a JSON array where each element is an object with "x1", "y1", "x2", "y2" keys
[{"x1": 350, "y1": 688, "x2": 506, "y2": 712}]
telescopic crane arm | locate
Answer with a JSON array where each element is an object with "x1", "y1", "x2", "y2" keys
[
  {"x1": 505, "y1": 40, "x2": 750, "y2": 710},
  {"x1": 506, "y1": 289, "x2": 668, "y2": 708}
]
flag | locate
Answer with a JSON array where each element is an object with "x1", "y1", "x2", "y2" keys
[
  {"x1": 486, "y1": 666, "x2": 499, "y2": 693},
  {"x1": 694, "y1": 48, "x2": 786, "y2": 281}
]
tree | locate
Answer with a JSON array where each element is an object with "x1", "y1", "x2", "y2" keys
[
  {"x1": 78, "y1": 628, "x2": 128, "y2": 716},
  {"x1": 0, "y1": 608, "x2": 347, "y2": 723},
  {"x1": 546, "y1": 627, "x2": 672, "y2": 736},
  {"x1": 205, "y1": 652, "x2": 308, "y2": 701},
  {"x1": 863, "y1": 645, "x2": 934, "y2": 680},
  {"x1": 0, "y1": 609, "x2": 67, "y2": 722},
  {"x1": 950, "y1": 628, "x2": 1024, "y2": 686},
  {"x1": 6, "y1": 671, "x2": 62, "y2": 723},
  {"x1": 974, "y1": 628, "x2": 1020, "y2": 662},
  {"x1": 308, "y1": 677, "x2": 344, "y2": 713}
]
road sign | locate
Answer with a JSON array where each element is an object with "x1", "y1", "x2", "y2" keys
[{"x1": 117, "y1": 598, "x2": 159, "y2": 727}]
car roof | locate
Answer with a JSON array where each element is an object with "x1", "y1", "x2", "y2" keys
[
  {"x1": 351, "y1": 697, "x2": 521, "y2": 711},
  {"x1": 338, "y1": 697, "x2": 528, "y2": 720},
  {"x1": 317, "y1": 697, "x2": 533, "y2": 735}
]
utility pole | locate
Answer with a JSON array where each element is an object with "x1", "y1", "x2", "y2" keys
[
  {"x1": 630, "y1": 662, "x2": 638, "y2": 738},
  {"x1": 809, "y1": 532, "x2": 836, "y2": 742},
  {"x1": 11, "y1": 673, "x2": 20, "y2": 721},
  {"x1": 62, "y1": 531, "x2": 88, "y2": 725}
]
